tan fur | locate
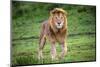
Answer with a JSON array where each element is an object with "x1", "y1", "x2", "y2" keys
[{"x1": 38, "y1": 8, "x2": 68, "y2": 60}]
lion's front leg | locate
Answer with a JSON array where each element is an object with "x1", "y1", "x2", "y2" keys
[
  {"x1": 60, "y1": 41, "x2": 67, "y2": 59},
  {"x1": 50, "y1": 41, "x2": 57, "y2": 61}
]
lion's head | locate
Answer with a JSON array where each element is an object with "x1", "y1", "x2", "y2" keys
[{"x1": 49, "y1": 8, "x2": 67, "y2": 30}]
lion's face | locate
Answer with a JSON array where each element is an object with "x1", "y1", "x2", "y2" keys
[
  {"x1": 52, "y1": 12, "x2": 65, "y2": 29},
  {"x1": 49, "y1": 8, "x2": 67, "y2": 30}
]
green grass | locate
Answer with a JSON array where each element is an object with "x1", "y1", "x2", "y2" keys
[{"x1": 12, "y1": 34, "x2": 96, "y2": 66}]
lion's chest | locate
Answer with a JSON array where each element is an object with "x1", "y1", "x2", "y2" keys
[
  {"x1": 54, "y1": 33, "x2": 64, "y2": 42},
  {"x1": 45, "y1": 24, "x2": 66, "y2": 43},
  {"x1": 47, "y1": 30, "x2": 65, "y2": 43}
]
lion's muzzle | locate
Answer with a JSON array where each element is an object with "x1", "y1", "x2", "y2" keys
[{"x1": 55, "y1": 21, "x2": 64, "y2": 29}]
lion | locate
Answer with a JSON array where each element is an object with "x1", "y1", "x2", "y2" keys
[{"x1": 38, "y1": 8, "x2": 68, "y2": 60}]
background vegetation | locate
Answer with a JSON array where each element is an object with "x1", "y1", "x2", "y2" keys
[{"x1": 12, "y1": 1, "x2": 96, "y2": 66}]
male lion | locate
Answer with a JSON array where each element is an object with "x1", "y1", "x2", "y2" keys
[{"x1": 38, "y1": 8, "x2": 68, "y2": 60}]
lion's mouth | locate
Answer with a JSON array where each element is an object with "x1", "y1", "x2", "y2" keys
[{"x1": 56, "y1": 24, "x2": 63, "y2": 29}]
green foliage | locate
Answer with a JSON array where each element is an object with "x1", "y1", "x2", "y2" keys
[
  {"x1": 12, "y1": 1, "x2": 96, "y2": 39},
  {"x1": 12, "y1": 1, "x2": 96, "y2": 66}
]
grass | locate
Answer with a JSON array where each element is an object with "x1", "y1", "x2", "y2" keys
[{"x1": 12, "y1": 34, "x2": 96, "y2": 66}]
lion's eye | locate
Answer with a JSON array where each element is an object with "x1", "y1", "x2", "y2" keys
[
  {"x1": 61, "y1": 16, "x2": 63, "y2": 19},
  {"x1": 55, "y1": 16, "x2": 58, "y2": 19}
]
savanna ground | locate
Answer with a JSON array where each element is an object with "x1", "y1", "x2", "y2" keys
[{"x1": 12, "y1": 1, "x2": 96, "y2": 66}]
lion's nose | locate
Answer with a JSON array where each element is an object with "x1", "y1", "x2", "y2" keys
[{"x1": 58, "y1": 22, "x2": 61, "y2": 25}]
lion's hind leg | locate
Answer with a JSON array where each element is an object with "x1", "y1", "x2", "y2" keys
[{"x1": 38, "y1": 34, "x2": 46, "y2": 60}]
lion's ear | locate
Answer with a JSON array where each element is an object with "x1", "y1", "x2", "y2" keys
[
  {"x1": 50, "y1": 10, "x2": 53, "y2": 16},
  {"x1": 50, "y1": 9, "x2": 55, "y2": 16}
]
